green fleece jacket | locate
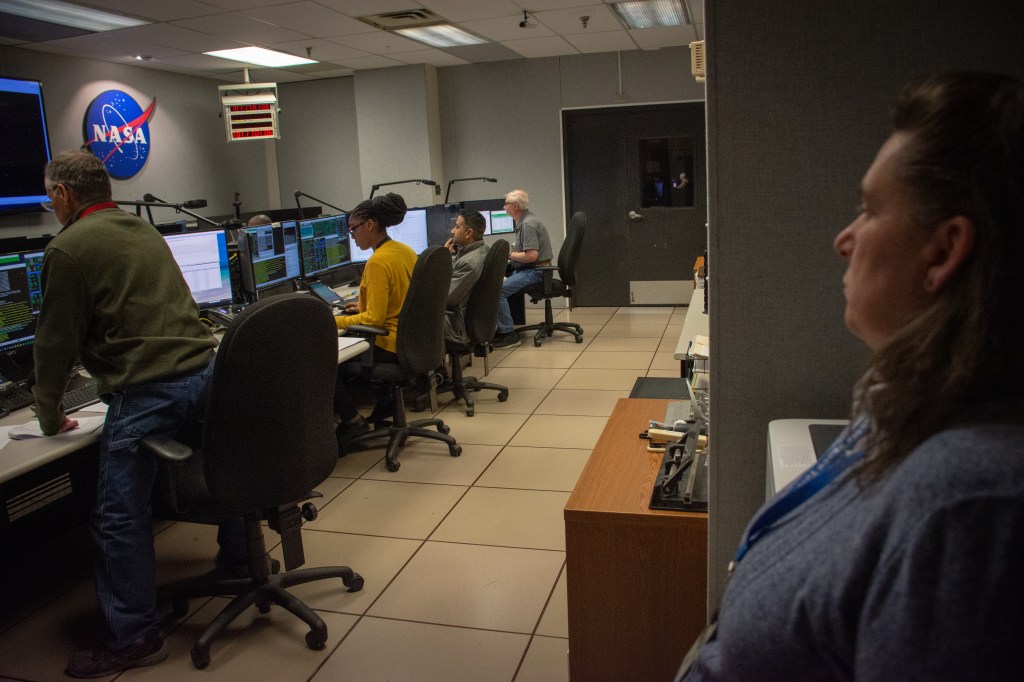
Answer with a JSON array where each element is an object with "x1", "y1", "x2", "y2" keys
[{"x1": 31, "y1": 202, "x2": 217, "y2": 435}]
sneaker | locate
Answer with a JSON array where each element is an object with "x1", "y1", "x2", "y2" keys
[
  {"x1": 65, "y1": 633, "x2": 168, "y2": 678},
  {"x1": 335, "y1": 415, "x2": 370, "y2": 450},
  {"x1": 491, "y1": 331, "x2": 521, "y2": 349}
]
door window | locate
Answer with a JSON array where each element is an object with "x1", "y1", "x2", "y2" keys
[{"x1": 639, "y1": 137, "x2": 695, "y2": 208}]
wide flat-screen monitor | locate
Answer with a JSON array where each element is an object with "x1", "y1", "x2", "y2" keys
[
  {"x1": 163, "y1": 230, "x2": 233, "y2": 309},
  {"x1": 154, "y1": 219, "x2": 187, "y2": 235},
  {"x1": 349, "y1": 208, "x2": 430, "y2": 262},
  {"x1": 298, "y1": 214, "x2": 350, "y2": 278},
  {"x1": 425, "y1": 203, "x2": 460, "y2": 246},
  {"x1": 0, "y1": 78, "x2": 52, "y2": 214},
  {"x1": 237, "y1": 220, "x2": 302, "y2": 296},
  {"x1": 0, "y1": 250, "x2": 44, "y2": 352}
]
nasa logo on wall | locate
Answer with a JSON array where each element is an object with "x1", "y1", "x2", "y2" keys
[{"x1": 82, "y1": 90, "x2": 156, "y2": 179}]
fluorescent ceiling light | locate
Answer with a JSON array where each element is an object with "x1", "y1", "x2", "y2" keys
[
  {"x1": 0, "y1": 0, "x2": 149, "y2": 31},
  {"x1": 205, "y1": 47, "x2": 317, "y2": 68},
  {"x1": 613, "y1": 0, "x2": 688, "y2": 29},
  {"x1": 394, "y1": 24, "x2": 486, "y2": 48}
]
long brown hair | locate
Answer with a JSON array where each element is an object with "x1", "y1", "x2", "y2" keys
[{"x1": 854, "y1": 72, "x2": 1024, "y2": 482}]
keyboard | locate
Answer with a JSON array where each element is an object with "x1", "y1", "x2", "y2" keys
[
  {"x1": 0, "y1": 383, "x2": 35, "y2": 412},
  {"x1": 63, "y1": 379, "x2": 100, "y2": 412},
  {"x1": 0, "y1": 379, "x2": 101, "y2": 414}
]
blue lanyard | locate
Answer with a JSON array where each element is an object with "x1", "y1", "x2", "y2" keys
[{"x1": 733, "y1": 415, "x2": 870, "y2": 566}]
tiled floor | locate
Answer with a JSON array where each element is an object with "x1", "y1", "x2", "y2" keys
[{"x1": 0, "y1": 304, "x2": 689, "y2": 682}]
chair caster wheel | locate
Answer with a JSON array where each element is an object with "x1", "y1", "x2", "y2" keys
[
  {"x1": 386, "y1": 460, "x2": 400, "y2": 472},
  {"x1": 574, "y1": 336, "x2": 583, "y2": 343},
  {"x1": 257, "y1": 599, "x2": 271, "y2": 614},
  {"x1": 438, "y1": 424, "x2": 451, "y2": 435},
  {"x1": 497, "y1": 391, "x2": 508, "y2": 402},
  {"x1": 466, "y1": 407, "x2": 474, "y2": 416},
  {"x1": 191, "y1": 646, "x2": 211, "y2": 670},
  {"x1": 450, "y1": 444, "x2": 462, "y2": 457},
  {"x1": 346, "y1": 572, "x2": 365, "y2": 592},
  {"x1": 301, "y1": 501, "x2": 318, "y2": 521},
  {"x1": 305, "y1": 631, "x2": 327, "y2": 650},
  {"x1": 533, "y1": 338, "x2": 542, "y2": 347}
]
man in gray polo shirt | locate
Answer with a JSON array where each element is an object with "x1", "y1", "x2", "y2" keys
[{"x1": 493, "y1": 189, "x2": 552, "y2": 349}]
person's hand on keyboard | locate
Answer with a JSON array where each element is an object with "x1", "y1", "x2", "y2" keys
[{"x1": 342, "y1": 302, "x2": 359, "y2": 315}]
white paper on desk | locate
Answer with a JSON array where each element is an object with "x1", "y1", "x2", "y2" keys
[
  {"x1": 338, "y1": 336, "x2": 365, "y2": 351},
  {"x1": 75, "y1": 402, "x2": 109, "y2": 415},
  {"x1": 691, "y1": 334, "x2": 710, "y2": 358},
  {"x1": 0, "y1": 426, "x2": 11, "y2": 450},
  {"x1": 8, "y1": 415, "x2": 105, "y2": 440}
]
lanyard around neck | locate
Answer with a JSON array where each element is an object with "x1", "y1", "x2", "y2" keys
[{"x1": 733, "y1": 415, "x2": 870, "y2": 567}]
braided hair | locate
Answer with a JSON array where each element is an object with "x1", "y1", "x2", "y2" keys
[{"x1": 349, "y1": 192, "x2": 408, "y2": 228}]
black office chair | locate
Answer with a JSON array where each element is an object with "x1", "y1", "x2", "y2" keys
[
  {"x1": 140, "y1": 294, "x2": 363, "y2": 670},
  {"x1": 515, "y1": 211, "x2": 586, "y2": 347},
  {"x1": 436, "y1": 239, "x2": 511, "y2": 416},
  {"x1": 342, "y1": 246, "x2": 462, "y2": 471}
]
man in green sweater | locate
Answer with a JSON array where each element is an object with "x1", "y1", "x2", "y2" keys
[{"x1": 33, "y1": 151, "x2": 240, "y2": 677}]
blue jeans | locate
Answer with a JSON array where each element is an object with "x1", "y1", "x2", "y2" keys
[
  {"x1": 497, "y1": 268, "x2": 543, "y2": 333},
  {"x1": 90, "y1": 356, "x2": 239, "y2": 649}
]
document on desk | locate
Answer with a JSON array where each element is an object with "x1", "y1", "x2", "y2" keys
[{"x1": 6, "y1": 416, "x2": 106, "y2": 441}]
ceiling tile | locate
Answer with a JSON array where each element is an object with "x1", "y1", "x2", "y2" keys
[
  {"x1": 105, "y1": 23, "x2": 246, "y2": 53},
  {"x1": 171, "y1": 12, "x2": 310, "y2": 44},
  {"x1": 628, "y1": 26, "x2": 690, "y2": 50},
  {"x1": 82, "y1": 0, "x2": 223, "y2": 22},
  {"x1": 502, "y1": 35, "x2": 579, "y2": 59},
  {"x1": 329, "y1": 30, "x2": 425, "y2": 55},
  {"x1": 317, "y1": 0, "x2": 426, "y2": 17},
  {"x1": 534, "y1": 5, "x2": 620, "y2": 35},
  {"x1": 418, "y1": 0, "x2": 522, "y2": 22},
  {"x1": 332, "y1": 55, "x2": 406, "y2": 70},
  {"x1": 460, "y1": 15, "x2": 556, "y2": 42},
  {"x1": 36, "y1": 33, "x2": 188, "y2": 59},
  {"x1": 564, "y1": 29, "x2": 638, "y2": 54},
  {"x1": 391, "y1": 48, "x2": 470, "y2": 67},
  {"x1": 267, "y1": 38, "x2": 369, "y2": 61},
  {"x1": 148, "y1": 53, "x2": 241, "y2": 71},
  {"x1": 443, "y1": 42, "x2": 523, "y2": 64},
  {"x1": 514, "y1": 0, "x2": 596, "y2": 9},
  {"x1": 240, "y1": 1, "x2": 369, "y2": 38},
  {"x1": 0, "y1": 13, "x2": 92, "y2": 42}
]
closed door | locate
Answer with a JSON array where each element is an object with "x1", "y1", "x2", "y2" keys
[{"x1": 564, "y1": 103, "x2": 707, "y2": 306}]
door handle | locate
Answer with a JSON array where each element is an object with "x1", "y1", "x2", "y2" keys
[{"x1": 628, "y1": 210, "x2": 643, "y2": 221}]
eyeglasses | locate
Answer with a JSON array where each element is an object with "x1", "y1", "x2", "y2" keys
[
  {"x1": 503, "y1": 201, "x2": 517, "y2": 207},
  {"x1": 348, "y1": 220, "x2": 367, "y2": 232},
  {"x1": 40, "y1": 201, "x2": 54, "y2": 212}
]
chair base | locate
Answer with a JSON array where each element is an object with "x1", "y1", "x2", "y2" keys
[
  {"x1": 169, "y1": 563, "x2": 363, "y2": 669},
  {"x1": 515, "y1": 299, "x2": 584, "y2": 347},
  {"x1": 434, "y1": 350, "x2": 508, "y2": 416},
  {"x1": 342, "y1": 384, "x2": 462, "y2": 471}
]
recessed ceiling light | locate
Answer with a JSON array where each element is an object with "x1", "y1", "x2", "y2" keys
[
  {"x1": 613, "y1": 0, "x2": 688, "y2": 30},
  {"x1": 0, "y1": 0, "x2": 149, "y2": 31},
  {"x1": 204, "y1": 47, "x2": 317, "y2": 68},
  {"x1": 394, "y1": 24, "x2": 486, "y2": 48}
]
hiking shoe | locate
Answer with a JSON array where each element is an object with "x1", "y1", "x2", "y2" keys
[
  {"x1": 491, "y1": 331, "x2": 521, "y2": 349},
  {"x1": 65, "y1": 633, "x2": 168, "y2": 678}
]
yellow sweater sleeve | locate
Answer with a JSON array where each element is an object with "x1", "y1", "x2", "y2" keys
[{"x1": 334, "y1": 240, "x2": 415, "y2": 353}]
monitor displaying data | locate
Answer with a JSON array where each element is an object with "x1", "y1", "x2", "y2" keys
[
  {"x1": 349, "y1": 208, "x2": 430, "y2": 262},
  {"x1": 0, "y1": 250, "x2": 44, "y2": 353},
  {"x1": 489, "y1": 209, "x2": 514, "y2": 234},
  {"x1": 299, "y1": 214, "x2": 350, "y2": 278},
  {"x1": 237, "y1": 220, "x2": 302, "y2": 296},
  {"x1": 163, "y1": 230, "x2": 233, "y2": 309}
]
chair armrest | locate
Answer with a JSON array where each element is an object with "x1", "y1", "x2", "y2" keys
[
  {"x1": 140, "y1": 434, "x2": 194, "y2": 463},
  {"x1": 534, "y1": 265, "x2": 559, "y2": 273},
  {"x1": 344, "y1": 324, "x2": 388, "y2": 338}
]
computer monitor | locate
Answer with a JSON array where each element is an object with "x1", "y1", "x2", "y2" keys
[
  {"x1": 489, "y1": 209, "x2": 514, "y2": 234},
  {"x1": 425, "y1": 203, "x2": 460, "y2": 246},
  {"x1": 163, "y1": 229, "x2": 234, "y2": 310},
  {"x1": 349, "y1": 208, "x2": 430, "y2": 262},
  {"x1": 237, "y1": 220, "x2": 302, "y2": 297},
  {"x1": 298, "y1": 214, "x2": 351, "y2": 278},
  {"x1": 0, "y1": 250, "x2": 44, "y2": 353},
  {"x1": 154, "y1": 219, "x2": 187, "y2": 235}
]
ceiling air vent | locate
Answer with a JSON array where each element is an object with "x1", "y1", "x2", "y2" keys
[
  {"x1": 689, "y1": 40, "x2": 705, "y2": 83},
  {"x1": 358, "y1": 8, "x2": 445, "y2": 31}
]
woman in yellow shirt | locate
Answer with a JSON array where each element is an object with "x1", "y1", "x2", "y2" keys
[{"x1": 334, "y1": 192, "x2": 417, "y2": 445}]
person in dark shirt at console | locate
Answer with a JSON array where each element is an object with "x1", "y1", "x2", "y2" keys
[
  {"x1": 443, "y1": 208, "x2": 489, "y2": 345},
  {"x1": 32, "y1": 150, "x2": 246, "y2": 678}
]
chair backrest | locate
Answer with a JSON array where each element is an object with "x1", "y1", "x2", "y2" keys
[
  {"x1": 557, "y1": 211, "x2": 586, "y2": 288},
  {"x1": 464, "y1": 239, "x2": 511, "y2": 345},
  {"x1": 395, "y1": 245, "x2": 453, "y2": 375},
  {"x1": 201, "y1": 294, "x2": 339, "y2": 513}
]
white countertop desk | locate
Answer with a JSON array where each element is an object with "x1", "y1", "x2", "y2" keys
[{"x1": 673, "y1": 286, "x2": 710, "y2": 372}]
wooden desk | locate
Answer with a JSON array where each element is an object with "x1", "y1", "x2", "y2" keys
[{"x1": 565, "y1": 398, "x2": 707, "y2": 682}]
